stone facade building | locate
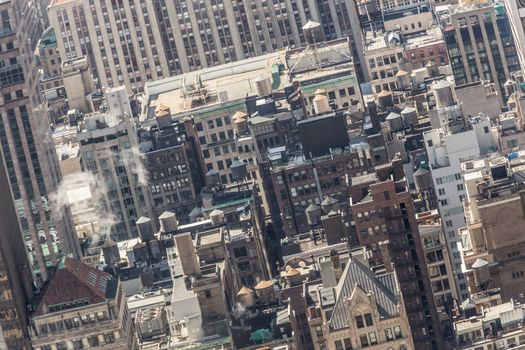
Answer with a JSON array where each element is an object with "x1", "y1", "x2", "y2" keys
[{"x1": 29, "y1": 258, "x2": 137, "y2": 350}]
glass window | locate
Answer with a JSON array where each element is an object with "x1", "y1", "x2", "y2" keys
[
  {"x1": 355, "y1": 315, "x2": 364, "y2": 328},
  {"x1": 364, "y1": 313, "x2": 373, "y2": 326},
  {"x1": 369, "y1": 332, "x2": 377, "y2": 345},
  {"x1": 385, "y1": 328, "x2": 394, "y2": 340},
  {"x1": 360, "y1": 334, "x2": 369, "y2": 347},
  {"x1": 394, "y1": 325, "x2": 402, "y2": 339}
]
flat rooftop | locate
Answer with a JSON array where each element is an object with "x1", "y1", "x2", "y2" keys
[
  {"x1": 143, "y1": 39, "x2": 357, "y2": 121},
  {"x1": 197, "y1": 229, "x2": 222, "y2": 246},
  {"x1": 144, "y1": 52, "x2": 282, "y2": 120}
]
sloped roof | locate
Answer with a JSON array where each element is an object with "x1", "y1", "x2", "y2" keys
[
  {"x1": 35, "y1": 258, "x2": 116, "y2": 316},
  {"x1": 329, "y1": 259, "x2": 399, "y2": 331}
]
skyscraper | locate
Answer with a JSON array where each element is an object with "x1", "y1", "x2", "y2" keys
[
  {"x1": 504, "y1": 0, "x2": 525, "y2": 79},
  {"x1": 0, "y1": 0, "x2": 80, "y2": 284},
  {"x1": 48, "y1": 0, "x2": 366, "y2": 95},
  {"x1": 0, "y1": 121, "x2": 34, "y2": 349},
  {"x1": 439, "y1": 0, "x2": 520, "y2": 103}
]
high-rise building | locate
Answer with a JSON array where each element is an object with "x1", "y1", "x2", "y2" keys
[
  {"x1": 423, "y1": 79, "x2": 497, "y2": 301},
  {"x1": 77, "y1": 86, "x2": 155, "y2": 241},
  {"x1": 349, "y1": 159, "x2": 444, "y2": 349},
  {"x1": 137, "y1": 106, "x2": 202, "y2": 224},
  {"x1": 438, "y1": 0, "x2": 520, "y2": 104},
  {"x1": 28, "y1": 258, "x2": 137, "y2": 350},
  {"x1": 460, "y1": 153, "x2": 525, "y2": 302},
  {"x1": 0, "y1": 0, "x2": 80, "y2": 284},
  {"x1": 0, "y1": 141, "x2": 34, "y2": 349},
  {"x1": 47, "y1": 0, "x2": 366, "y2": 95},
  {"x1": 504, "y1": 0, "x2": 525, "y2": 79}
]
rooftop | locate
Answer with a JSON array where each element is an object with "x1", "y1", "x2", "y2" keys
[
  {"x1": 143, "y1": 39, "x2": 357, "y2": 122},
  {"x1": 34, "y1": 258, "x2": 117, "y2": 317},
  {"x1": 328, "y1": 258, "x2": 399, "y2": 331}
]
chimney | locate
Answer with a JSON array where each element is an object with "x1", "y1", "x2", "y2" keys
[
  {"x1": 175, "y1": 233, "x2": 201, "y2": 276},
  {"x1": 379, "y1": 241, "x2": 394, "y2": 272}
]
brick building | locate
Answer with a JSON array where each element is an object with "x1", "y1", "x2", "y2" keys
[{"x1": 349, "y1": 160, "x2": 444, "y2": 349}]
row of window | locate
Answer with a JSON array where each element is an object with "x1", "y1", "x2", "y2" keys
[{"x1": 38, "y1": 332, "x2": 115, "y2": 350}]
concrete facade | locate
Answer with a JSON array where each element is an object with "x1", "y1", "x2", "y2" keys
[
  {"x1": 48, "y1": 0, "x2": 366, "y2": 94},
  {"x1": 0, "y1": 0, "x2": 80, "y2": 284}
]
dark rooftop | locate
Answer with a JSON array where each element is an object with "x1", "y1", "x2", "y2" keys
[{"x1": 34, "y1": 258, "x2": 117, "y2": 316}]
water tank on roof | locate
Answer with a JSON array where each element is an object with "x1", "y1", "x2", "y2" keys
[
  {"x1": 396, "y1": 70, "x2": 411, "y2": 90},
  {"x1": 254, "y1": 75, "x2": 272, "y2": 97},
  {"x1": 205, "y1": 169, "x2": 220, "y2": 187},
  {"x1": 136, "y1": 216, "x2": 155, "y2": 242},
  {"x1": 414, "y1": 166, "x2": 432, "y2": 191},
  {"x1": 255, "y1": 280, "x2": 276, "y2": 304},
  {"x1": 472, "y1": 258, "x2": 490, "y2": 291},
  {"x1": 210, "y1": 209, "x2": 225, "y2": 226},
  {"x1": 401, "y1": 106, "x2": 418, "y2": 127},
  {"x1": 230, "y1": 159, "x2": 248, "y2": 181},
  {"x1": 101, "y1": 238, "x2": 120, "y2": 266},
  {"x1": 302, "y1": 20, "x2": 324, "y2": 45},
  {"x1": 306, "y1": 204, "x2": 322, "y2": 225},
  {"x1": 237, "y1": 286, "x2": 256, "y2": 308},
  {"x1": 321, "y1": 196, "x2": 338, "y2": 214},
  {"x1": 433, "y1": 80, "x2": 455, "y2": 108},
  {"x1": 313, "y1": 93, "x2": 330, "y2": 114},
  {"x1": 159, "y1": 211, "x2": 178, "y2": 234},
  {"x1": 233, "y1": 115, "x2": 249, "y2": 134},
  {"x1": 386, "y1": 112, "x2": 403, "y2": 131},
  {"x1": 377, "y1": 90, "x2": 394, "y2": 108}
]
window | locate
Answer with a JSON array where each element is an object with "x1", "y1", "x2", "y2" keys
[
  {"x1": 204, "y1": 290, "x2": 212, "y2": 298},
  {"x1": 438, "y1": 188, "x2": 446, "y2": 196},
  {"x1": 199, "y1": 136, "x2": 206, "y2": 145},
  {"x1": 56, "y1": 342, "x2": 67, "y2": 350},
  {"x1": 484, "y1": 126, "x2": 489, "y2": 133},
  {"x1": 234, "y1": 246, "x2": 248, "y2": 258},
  {"x1": 343, "y1": 338, "x2": 352, "y2": 349},
  {"x1": 207, "y1": 120, "x2": 214, "y2": 129},
  {"x1": 215, "y1": 118, "x2": 223, "y2": 127},
  {"x1": 335, "y1": 340, "x2": 344, "y2": 350},
  {"x1": 369, "y1": 332, "x2": 378, "y2": 345},
  {"x1": 427, "y1": 140, "x2": 433, "y2": 147},
  {"x1": 394, "y1": 326, "x2": 402, "y2": 339},
  {"x1": 195, "y1": 122, "x2": 203, "y2": 131},
  {"x1": 72, "y1": 338, "x2": 84, "y2": 350},
  {"x1": 385, "y1": 328, "x2": 394, "y2": 341},
  {"x1": 355, "y1": 315, "x2": 364, "y2": 328},
  {"x1": 364, "y1": 313, "x2": 373, "y2": 326},
  {"x1": 360, "y1": 334, "x2": 369, "y2": 347},
  {"x1": 445, "y1": 220, "x2": 453, "y2": 228},
  {"x1": 104, "y1": 332, "x2": 115, "y2": 344},
  {"x1": 88, "y1": 336, "x2": 99, "y2": 347}
]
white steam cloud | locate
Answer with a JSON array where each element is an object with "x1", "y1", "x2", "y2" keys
[
  {"x1": 49, "y1": 143, "x2": 149, "y2": 246},
  {"x1": 49, "y1": 170, "x2": 117, "y2": 245}
]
